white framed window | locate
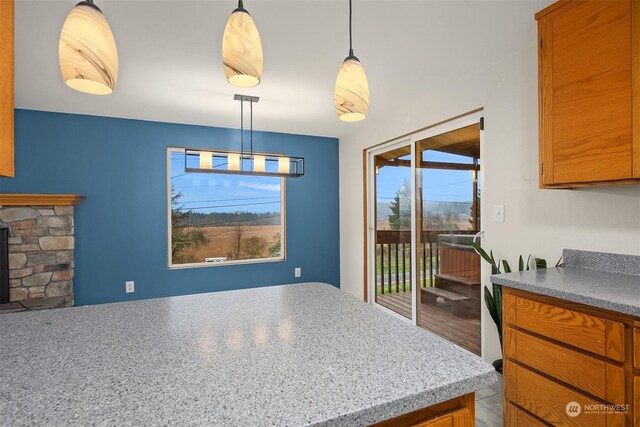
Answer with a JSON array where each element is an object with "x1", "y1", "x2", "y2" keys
[{"x1": 167, "y1": 147, "x2": 286, "y2": 269}]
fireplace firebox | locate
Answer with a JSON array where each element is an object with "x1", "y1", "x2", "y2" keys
[{"x1": 0, "y1": 228, "x2": 8, "y2": 304}]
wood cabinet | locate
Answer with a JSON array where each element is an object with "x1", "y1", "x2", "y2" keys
[
  {"x1": 373, "y1": 393, "x2": 474, "y2": 427},
  {"x1": 0, "y1": 0, "x2": 14, "y2": 178},
  {"x1": 536, "y1": 0, "x2": 640, "y2": 188},
  {"x1": 503, "y1": 288, "x2": 639, "y2": 426}
]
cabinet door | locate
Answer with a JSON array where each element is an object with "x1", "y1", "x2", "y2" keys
[
  {"x1": 539, "y1": 0, "x2": 633, "y2": 185},
  {"x1": 505, "y1": 403, "x2": 546, "y2": 427},
  {"x1": 0, "y1": 0, "x2": 14, "y2": 178}
]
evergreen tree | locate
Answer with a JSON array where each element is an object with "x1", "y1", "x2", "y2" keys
[
  {"x1": 171, "y1": 187, "x2": 206, "y2": 263},
  {"x1": 388, "y1": 180, "x2": 411, "y2": 230}
]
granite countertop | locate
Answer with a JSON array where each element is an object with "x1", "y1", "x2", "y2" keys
[
  {"x1": 491, "y1": 250, "x2": 640, "y2": 318},
  {"x1": 0, "y1": 283, "x2": 496, "y2": 426}
]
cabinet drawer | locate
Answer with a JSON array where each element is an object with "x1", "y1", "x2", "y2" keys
[
  {"x1": 504, "y1": 293, "x2": 625, "y2": 361},
  {"x1": 405, "y1": 408, "x2": 471, "y2": 427},
  {"x1": 505, "y1": 327, "x2": 625, "y2": 403},
  {"x1": 505, "y1": 362, "x2": 626, "y2": 426},
  {"x1": 505, "y1": 402, "x2": 546, "y2": 427},
  {"x1": 415, "y1": 415, "x2": 453, "y2": 427},
  {"x1": 373, "y1": 394, "x2": 473, "y2": 427}
]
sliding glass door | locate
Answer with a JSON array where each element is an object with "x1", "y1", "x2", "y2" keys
[
  {"x1": 415, "y1": 123, "x2": 482, "y2": 355},
  {"x1": 368, "y1": 141, "x2": 414, "y2": 320},
  {"x1": 367, "y1": 114, "x2": 482, "y2": 355}
]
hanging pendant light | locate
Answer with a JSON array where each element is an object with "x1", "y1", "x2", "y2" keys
[
  {"x1": 185, "y1": 95, "x2": 304, "y2": 177},
  {"x1": 59, "y1": 0, "x2": 118, "y2": 95},
  {"x1": 222, "y1": 0, "x2": 263, "y2": 88},
  {"x1": 335, "y1": 0, "x2": 369, "y2": 122}
]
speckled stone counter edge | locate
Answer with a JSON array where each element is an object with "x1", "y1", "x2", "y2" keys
[
  {"x1": 564, "y1": 249, "x2": 640, "y2": 276},
  {"x1": 315, "y1": 372, "x2": 497, "y2": 426},
  {"x1": 490, "y1": 272, "x2": 640, "y2": 318}
]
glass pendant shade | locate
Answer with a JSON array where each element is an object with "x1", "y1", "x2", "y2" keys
[
  {"x1": 335, "y1": 56, "x2": 369, "y2": 122},
  {"x1": 59, "y1": 1, "x2": 118, "y2": 95},
  {"x1": 222, "y1": 4, "x2": 263, "y2": 88}
]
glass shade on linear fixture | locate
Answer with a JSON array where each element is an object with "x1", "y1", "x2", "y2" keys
[
  {"x1": 59, "y1": 0, "x2": 118, "y2": 95},
  {"x1": 228, "y1": 153, "x2": 241, "y2": 171},
  {"x1": 185, "y1": 150, "x2": 303, "y2": 177},
  {"x1": 335, "y1": 56, "x2": 369, "y2": 122},
  {"x1": 253, "y1": 155, "x2": 265, "y2": 172},
  {"x1": 222, "y1": 0, "x2": 263, "y2": 88},
  {"x1": 199, "y1": 152, "x2": 213, "y2": 169},
  {"x1": 278, "y1": 157, "x2": 290, "y2": 174}
]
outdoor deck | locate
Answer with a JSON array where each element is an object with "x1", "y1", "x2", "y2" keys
[{"x1": 376, "y1": 291, "x2": 481, "y2": 355}]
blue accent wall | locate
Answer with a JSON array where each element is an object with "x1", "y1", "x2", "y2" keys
[{"x1": 0, "y1": 109, "x2": 340, "y2": 305}]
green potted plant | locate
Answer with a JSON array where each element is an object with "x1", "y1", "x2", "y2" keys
[{"x1": 471, "y1": 242, "x2": 555, "y2": 375}]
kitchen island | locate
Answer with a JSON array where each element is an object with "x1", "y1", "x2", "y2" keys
[{"x1": 0, "y1": 282, "x2": 495, "y2": 426}]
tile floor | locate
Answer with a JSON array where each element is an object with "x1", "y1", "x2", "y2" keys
[{"x1": 476, "y1": 378, "x2": 503, "y2": 426}]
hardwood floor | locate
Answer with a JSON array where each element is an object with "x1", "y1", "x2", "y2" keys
[{"x1": 376, "y1": 291, "x2": 481, "y2": 355}]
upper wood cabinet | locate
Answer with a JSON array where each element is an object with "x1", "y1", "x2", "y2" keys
[
  {"x1": 0, "y1": 0, "x2": 14, "y2": 178},
  {"x1": 536, "y1": 0, "x2": 640, "y2": 188}
]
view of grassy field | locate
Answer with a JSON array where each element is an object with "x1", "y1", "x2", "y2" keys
[{"x1": 178, "y1": 224, "x2": 281, "y2": 264}]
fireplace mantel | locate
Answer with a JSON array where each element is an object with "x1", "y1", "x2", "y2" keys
[{"x1": 0, "y1": 194, "x2": 86, "y2": 206}]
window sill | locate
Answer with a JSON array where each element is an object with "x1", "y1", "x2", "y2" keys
[{"x1": 168, "y1": 257, "x2": 286, "y2": 270}]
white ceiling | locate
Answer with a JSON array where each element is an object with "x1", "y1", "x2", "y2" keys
[{"x1": 15, "y1": 0, "x2": 551, "y2": 138}]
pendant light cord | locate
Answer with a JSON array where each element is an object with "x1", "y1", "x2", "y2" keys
[{"x1": 348, "y1": 0, "x2": 354, "y2": 56}]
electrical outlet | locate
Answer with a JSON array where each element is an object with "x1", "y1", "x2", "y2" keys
[
  {"x1": 493, "y1": 204, "x2": 505, "y2": 223},
  {"x1": 294, "y1": 268, "x2": 301, "y2": 278},
  {"x1": 125, "y1": 281, "x2": 135, "y2": 293}
]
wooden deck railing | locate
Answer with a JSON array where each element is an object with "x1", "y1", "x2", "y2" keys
[{"x1": 375, "y1": 230, "x2": 476, "y2": 295}]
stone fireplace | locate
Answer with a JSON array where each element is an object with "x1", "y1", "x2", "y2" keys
[{"x1": 0, "y1": 194, "x2": 84, "y2": 310}]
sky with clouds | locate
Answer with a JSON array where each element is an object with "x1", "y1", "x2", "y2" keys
[
  {"x1": 376, "y1": 150, "x2": 478, "y2": 204},
  {"x1": 170, "y1": 151, "x2": 281, "y2": 214}
]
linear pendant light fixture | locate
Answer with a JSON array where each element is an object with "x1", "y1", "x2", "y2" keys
[
  {"x1": 335, "y1": 0, "x2": 369, "y2": 122},
  {"x1": 185, "y1": 95, "x2": 304, "y2": 177},
  {"x1": 59, "y1": 0, "x2": 118, "y2": 95},
  {"x1": 222, "y1": 0, "x2": 263, "y2": 88}
]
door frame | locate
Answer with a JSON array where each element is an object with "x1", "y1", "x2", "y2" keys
[
  {"x1": 365, "y1": 137, "x2": 416, "y2": 323},
  {"x1": 363, "y1": 110, "x2": 485, "y2": 330}
]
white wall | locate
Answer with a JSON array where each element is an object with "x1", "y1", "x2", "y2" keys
[{"x1": 338, "y1": 5, "x2": 640, "y2": 364}]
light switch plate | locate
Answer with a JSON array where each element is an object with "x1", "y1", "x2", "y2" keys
[
  {"x1": 125, "y1": 281, "x2": 135, "y2": 293},
  {"x1": 295, "y1": 268, "x2": 301, "y2": 278},
  {"x1": 493, "y1": 205, "x2": 505, "y2": 223}
]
